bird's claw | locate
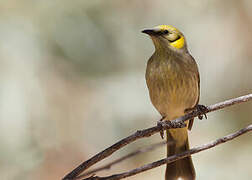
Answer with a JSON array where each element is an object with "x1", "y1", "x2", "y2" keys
[{"x1": 157, "y1": 117, "x2": 165, "y2": 139}]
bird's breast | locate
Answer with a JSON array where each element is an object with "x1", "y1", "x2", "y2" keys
[{"x1": 146, "y1": 56, "x2": 199, "y2": 119}]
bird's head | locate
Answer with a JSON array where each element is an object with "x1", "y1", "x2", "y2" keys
[{"x1": 142, "y1": 25, "x2": 187, "y2": 53}]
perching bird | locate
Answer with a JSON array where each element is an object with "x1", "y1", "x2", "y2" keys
[{"x1": 143, "y1": 25, "x2": 201, "y2": 180}]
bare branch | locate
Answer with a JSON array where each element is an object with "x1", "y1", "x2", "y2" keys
[
  {"x1": 82, "y1": 124, "x2": 252, "y2": 180},
  {"x1": 62, "y1": 93, "x2": 252, "y2": 180},
  {"x1": 77, "y1": 141, "x2": 167, "y2": 179}
]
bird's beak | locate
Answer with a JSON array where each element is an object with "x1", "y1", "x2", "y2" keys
[
  {"x1": 142, "y1": 28, "x2": 160, "y2": 36},
  {"x1": 142, "y1": 29, "x2": 155, "y2": 35}
]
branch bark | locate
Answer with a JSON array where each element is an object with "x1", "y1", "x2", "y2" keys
[
  {"x1": 82, "y1": 124, "x2": 252, "y2": 180},
  {"x1": 62, "y1": 93, "x2": 252, "y2": 180}
]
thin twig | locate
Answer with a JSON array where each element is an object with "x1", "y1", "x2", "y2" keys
[
  {"x1": 77, "y1": 141, "x2": 167, "y2": 179},
  {"x1": 62, "y1": 93, "x2": 252, "y2": 180},
  {"x1": 83, "y1": 124, "x2": 252, "y2": 180}
]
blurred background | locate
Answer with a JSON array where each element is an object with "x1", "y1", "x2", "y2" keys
[{"x1": 1, "y1": 0, "x2": 252, "y2": 179}]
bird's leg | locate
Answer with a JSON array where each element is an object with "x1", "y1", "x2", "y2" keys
[{"x1": 157, "y1": 116, "x2": 165, "y2": 139}]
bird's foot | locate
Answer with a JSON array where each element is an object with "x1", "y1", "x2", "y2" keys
[
  {"x1": 195, "y1": 104, "x2": 208, "y2": 120},
  {"x1": 157, "y1": 118, "x2": 187, "y2": 139}
]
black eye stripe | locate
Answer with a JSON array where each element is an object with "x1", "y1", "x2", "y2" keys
[{"x1": 156, "y1": 30, "x2": 169, "y2": 36}]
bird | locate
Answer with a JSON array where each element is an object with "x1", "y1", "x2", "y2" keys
[{"x1": 142, "y1": 25, "x2": 201, "y2": 180}]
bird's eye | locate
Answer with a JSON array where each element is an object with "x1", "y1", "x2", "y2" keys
[{"x1": 163, "y1": 30, "x2": 169, "y2": 34}]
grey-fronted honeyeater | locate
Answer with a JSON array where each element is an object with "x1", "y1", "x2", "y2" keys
[{"x1": 143, "y1": 25, "x2": 200, "y2": 180}]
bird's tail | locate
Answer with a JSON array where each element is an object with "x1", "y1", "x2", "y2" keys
[{"x1": 165, "y1": 127, "x2": 195, "y2": 180}]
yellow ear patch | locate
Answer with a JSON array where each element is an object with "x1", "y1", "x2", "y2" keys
[{"x1": 170, "y1": 36, "x2": 185, "y2": 49}]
